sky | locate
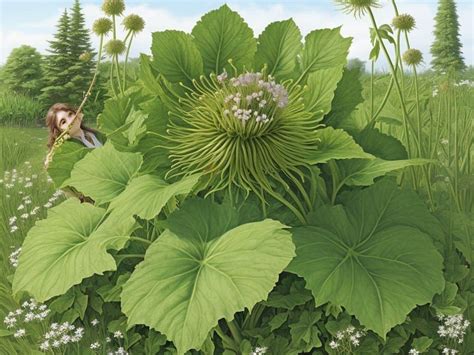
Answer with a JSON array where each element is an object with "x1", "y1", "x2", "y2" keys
[{"x1": 0, "y1": 0, "x2": 473, "y2": 71}]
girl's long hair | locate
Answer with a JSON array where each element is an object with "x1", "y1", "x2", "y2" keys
[{"x1": 45, "y1": 103, "x2": 99, "y2": 152}]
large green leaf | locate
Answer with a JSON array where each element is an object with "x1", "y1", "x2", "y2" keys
[
  {"x1": 151, "y1": 30, "x2": 203, "y2": 86},
  {"x1": 310, "y1": 127, "x2": 374, "y2": 164},
  {"x1": 121, "y1": 198, "x2": 295, "y2": 354},
  {"x1": 191, "y1": 4, "x2": 256, "y2": 75},
  {"x1": 304, "y1": 67, "x2": 344, "y2": 122},
  {"x1": 97, "y1": 94, "x2": 143, "y2": 150},
  {"x1": 325, "y1": 66, "x2": 364, "y2": 129},
  {"x1": 12, "y1": 199, "x2": 137, "y2": 302},
  {"x1": 298, "y1": 27, "x2": 351, "y2": 84},
  {"x1": 134, "y1": 98, "x2": 171, "y2": 175},
  {"x1": 286, "y1": 179, "x2": 445, "y2": 338},
  {"x1": 336, "y1": 158, "x2": 432, "y2": 186},
  {"x1": 354, "y1": 127, "x2": 407, "y2": 160},
  {"x1": 47, "y1": 140, "x2": 90, "y2": 187},
  {"x1": 62, "y1": 141, "x2": 142, "y2": 206},
  {"x1": 107, "y1": 174, "x2": 201, "y2": 220},
  {"x1": 254, "y1": 19, "x2": 302, "y2": 80}
]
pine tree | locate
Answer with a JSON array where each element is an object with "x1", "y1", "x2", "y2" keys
[
  {"x1": 431, "y1": 0, "x2": 466, "y2": 72},
  {"x1": 39, "y1": 9, "x2": 73, "y2": 105},
  {"x1": 66, "y1": 0, "x2": 97, "y2": 106},
  {"x1": 2, "y1": 45, "x2": 44, "y2": 97}
]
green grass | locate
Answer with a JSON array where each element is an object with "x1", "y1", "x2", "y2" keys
[
  {"x1": 0, "y1": 126, "x2": 66, "y2": 354},
  {"x1": 0, "y1": 90, "x2": 46, "y2": 126}
]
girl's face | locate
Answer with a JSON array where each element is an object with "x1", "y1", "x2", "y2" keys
[{"x1": 56, "y1": 110, "x2": 83, "y2": 136}]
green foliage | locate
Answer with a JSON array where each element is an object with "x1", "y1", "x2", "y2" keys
[
  {"x1": 122, "y1": 198, "x2": 295, "y2": 354},
  {"x1": 4, "y1": 2, "x2": 468, "y2": 354},
  {"x1": 12, "y1": 198, "x2": 137, "y2": 302},
  {"x1": 287, "y1": 179, "x2": 445, "y2": 338},
  {"x1": 431, "y1": 0, "x2": 466, "y2": 72},
  {"x1": 1, "y1": 45, "x2": 44, "y2": 97},
  {"x1": 0, "y1": 90, "x2": 45, "y2": 126}
]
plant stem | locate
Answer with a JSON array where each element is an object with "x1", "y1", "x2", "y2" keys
[
  {"x1": 114, "y1": 54, "x2": 123, "y2": 94},
  {"x1": 226, "y1": 319, "x2": 243, "y2": 344},
  {"x1": 123, "y1": 30, "x2": 133, "y2": 92}
]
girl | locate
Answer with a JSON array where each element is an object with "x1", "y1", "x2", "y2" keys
[{"x1": 44, "y1": 103, "x2": 106, "y2": 203}]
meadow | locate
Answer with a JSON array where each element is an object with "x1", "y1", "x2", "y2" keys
[{"x1": 0, "y1": 1, "x2": 473, "y2": 354}]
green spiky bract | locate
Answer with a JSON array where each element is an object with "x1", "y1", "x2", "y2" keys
[{"x1": 334, "y1": 0, "x2": 380, "y2": 18}]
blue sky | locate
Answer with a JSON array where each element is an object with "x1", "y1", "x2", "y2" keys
[{"x1": 1, "y1": 0, "x2": 473, "y2": 71}]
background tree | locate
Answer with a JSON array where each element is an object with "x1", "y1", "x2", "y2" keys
[
  {"x1": 66, "y1": 0, "x2": 97, "y2": 106},
  {"x1": 1, "y1": 45, "x2": 44, "y2": 97},
  {"x1": 431, "y1": 0, "x2": 466, "y2": 73},
  {"x1": 39, "y1": 9, "x2": 73, "y2": 106}
]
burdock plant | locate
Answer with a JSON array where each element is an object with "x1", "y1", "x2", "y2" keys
[{"x1": 148, "y1": 5, "x2": 370, "y2": 222}]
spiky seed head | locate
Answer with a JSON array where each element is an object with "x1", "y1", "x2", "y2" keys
[
  {"x1": 123, "y1": 14, "x2": 145, "y2": 33},
  {"x1": 392, "y1": 14, "x2": 416, "y2": 32},
  {"x1": 334, "y1": 0, "x2": 380, "y2": 18},
  {"x1": 79, "y1": 52, "x2": 92, "y2": 62},
  {"x1": 93, "y1": 18, "x2": 113, "y2": 36},
  {"x1": 105, "y1": 39, "x2": 126, "y2": 56},
  {"x1": 101, "y1": 0, "x2": 125, "y2": 16},
  {"x1": 163, "y1": 71, "x2": 322, "y2": 203},
  {"x1": 402, "y1": 48, "x2": 423, "y2": 66}
]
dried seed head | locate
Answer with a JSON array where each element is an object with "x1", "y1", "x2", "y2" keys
[
  {"x1": 402, "y1": 48, "x2": 423, "y2": 66},
  {"x1": 105, "y1": 39, "x2": 126, "y2": 56},
  {"x1": 79, "y1": 52, "x2": 92, "y2": 62},
  {"x1": 335, "y1": 0, "x2": 380, "y2": 18},
  {"x1": 93, "y1": 17, "x2": 113, "y2": 36},
  {"x1": 392, "y1": 14, "x2": 416, "y2": 32},
  {"x1": 123, "y1": 14, "x2": 145, "y2": 33},
  {"x1": 101, "y1": 0, "x2": 125, "y2": 16}
]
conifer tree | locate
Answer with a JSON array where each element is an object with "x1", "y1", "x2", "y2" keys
[
  {"x1": 40, "y1": 9, "x2": 73, "y2": 105},
  {"x1": 431, "y1": 0, "x2": 466, "y2": 72},
  {"x1": 66, "y1": 0, "x2": 97, "y2": 105}
]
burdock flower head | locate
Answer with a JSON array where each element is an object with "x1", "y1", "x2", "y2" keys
[
  {"x1": 163, "y1": 70, "x2": 321, "y2": 201},
  {"x1": 123, "y1": 14, "x2": 145, "y2": 33},
  {"x1": 105, "y1": 39, "x2": 126, "y2": 56},
  {"x1": 101, "y1": 0, "x2": 125, "y2": 16},
  {"x1": 334, "y1": 0, "x2": 380, "y2": 18},
  {"x1": 392, "y1": 14, "x2": 416, "y2": 32},
  {"x1": 79, "y1": 52, "x2": 92, "y2": 62},
  {"x1": 93, "y1": 17, "x2": 113, "y2": 36},
  {"x1": 403, "y1": 48, "x2": 423, "y2": 66}
]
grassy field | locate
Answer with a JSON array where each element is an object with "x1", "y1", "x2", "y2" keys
[{"x1": 0, "y1": 126, "x2": 64, "y2": 353}]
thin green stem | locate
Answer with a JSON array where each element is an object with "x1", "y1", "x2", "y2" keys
[
  {"x1": 123, "y1": 31, "x2": 133, "y2": 92},
  {"x1": 114, "y1": 54, "x2": 123, "y2": 94}
]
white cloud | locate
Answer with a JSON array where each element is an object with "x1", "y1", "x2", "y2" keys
[{"x1": 1, "y1": 2, "x2": 472, "y2": 72}]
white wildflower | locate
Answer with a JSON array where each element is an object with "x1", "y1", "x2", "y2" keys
[
  {"x1": 90, "y1": 342, "x2": 101, "y2": 349},
  {"x1": 14, "y1": 328, "x2": 26, "y2": 338},
  {"x1": 329, "y1": 340, "x2": 339, "y2": 349},
  {"x1": 91, "y1": 318, "x2": 99, "y2": 326},
  {"x1": 113, "y1": 330, "x2": 124, "y2": 339}
]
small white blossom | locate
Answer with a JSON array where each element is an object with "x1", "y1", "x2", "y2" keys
[
  {"x1": 39, "y1": 340, "x2": 50, "y2": 351},
  {"x1": 113, "y1": 330, "x2": 124, "y2": 339},
  {"x1": 251, "y1": 347, "x2": 268, "y2": 355},
  {"x1": 14, "y1": 328, "x2": 26, "y2": 338},
  {"x1": 90, "y1": 342, "x2": 101, "y2": 349},
  {"x1": 409, "y1": 349, "x2": 420, "y2": 355},
  {"x1": 329, "y1": 340, "x2": 339, "y2": 349},
  {"x1": 91, "y1": 318, "x2": 100, "y2": 326}
]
